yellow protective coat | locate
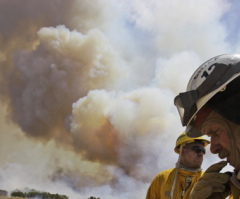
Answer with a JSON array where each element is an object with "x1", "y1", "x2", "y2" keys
[
  {"x1": 229, "y1": 184, "x2": 239, "y2": 199},
  {"x1": 146, "y1": 168, "x2": 204, "y2": 199},
  {"x1": 229, "y1": 171, "x2": 240, "y2": 199}
]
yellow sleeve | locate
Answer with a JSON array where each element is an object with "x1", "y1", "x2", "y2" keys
[
  {"x1": 146, "y1": 174, "x2": 161, "y2": 199},
  {"x1": 146, "y1": 168, "x2": 175, "y2": 199}
]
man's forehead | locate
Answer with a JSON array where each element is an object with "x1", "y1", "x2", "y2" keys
[{"x1": 200, "y1": 111, "x2": 229, "y2": 134}]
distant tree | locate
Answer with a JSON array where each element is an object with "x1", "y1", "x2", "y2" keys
[
  {"x1": 11, "y1": 190, "x2": 25, "y2": 198},
  {"x1": 88, "y1": 197, "x2": 100, "y2": 199},
  {"x1": 11, "y1": 189, "x2": 69, "y2": 199}
]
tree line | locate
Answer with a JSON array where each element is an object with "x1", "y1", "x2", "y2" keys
[{"x1": 11, "y1": 189, "x2": 101, "y2": 199}]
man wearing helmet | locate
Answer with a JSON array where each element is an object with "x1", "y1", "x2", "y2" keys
[
  {"x1": 174, "y1": 54, "x2": 240, "y2": 198},
  {"x1": 145, "y1": 132, "x2": 209, "y2": 199}
]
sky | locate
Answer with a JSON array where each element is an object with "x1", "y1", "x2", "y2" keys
[{"x1": 0, "y1": 0, "x2": 239, "y2": 198}]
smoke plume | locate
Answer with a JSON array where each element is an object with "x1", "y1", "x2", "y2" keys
[{"x1": 0, "y1": 0, "x2": 237, "y2": 198}]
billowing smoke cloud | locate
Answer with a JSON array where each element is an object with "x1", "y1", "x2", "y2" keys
[
  {"x1": 0, "y1": 0, "x2": 237, "y2": 198},
  {"x1": 70, "y1": 88, "x2": 176, "y2": 175},
  {"x1": 10, "y1": 25, "x2": 125, "y2": 138}
]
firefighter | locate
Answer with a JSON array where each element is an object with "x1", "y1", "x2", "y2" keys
[
  {"x1": 174, "y1": 54, "x2": 240, "y2": 198},
  {"x1": 145, "y1": 132, "x2": 209, "y2": 199}
]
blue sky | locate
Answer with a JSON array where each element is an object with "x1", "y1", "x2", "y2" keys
[{"x1": 221, "y1": 0, "x2": 240, "y2": 45}]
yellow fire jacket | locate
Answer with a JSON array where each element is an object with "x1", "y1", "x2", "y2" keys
[
  {"x1": 146, "y1": 167, "x2": 204, "y2": 199},
  {"x1": 229, "y1": 171, "x2": 240, "y2": 199}
]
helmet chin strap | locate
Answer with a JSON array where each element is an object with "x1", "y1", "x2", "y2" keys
[{"x1": 170, "y1": 144, "x2": 183, "y2": 199}]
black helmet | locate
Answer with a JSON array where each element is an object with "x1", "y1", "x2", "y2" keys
[{"x1": 174, "y1": 54, "x2": 240, "y2": 137}]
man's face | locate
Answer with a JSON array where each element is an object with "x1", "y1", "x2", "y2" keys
[
  {"x1": 201, "y1": 122, "x2": 231, "y2": 162},
  {"x1": 180, "y1": 143, "x2": 205, "y2": 168}
]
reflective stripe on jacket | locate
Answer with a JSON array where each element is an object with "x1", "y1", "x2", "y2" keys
[{"x1": 146, "y1": 168, "x2": 204, "y2": 199}]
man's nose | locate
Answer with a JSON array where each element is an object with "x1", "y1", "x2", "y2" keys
[
  {"x1": 197, "y1": 150, "x2": 204, "y2": 156},
  {"x1": 210, "y1": 137, "x2": 220, "y2": 154}
]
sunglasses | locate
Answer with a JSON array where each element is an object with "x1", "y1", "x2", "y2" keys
[{"x1": 189, "y1": 146, "x2": 206, "y2": 154}]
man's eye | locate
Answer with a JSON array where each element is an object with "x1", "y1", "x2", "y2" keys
[
  {"x1": 211, "y1": 129, "x2": 221, "y2": 136},
  {"x1": 205, "y1": 128, "x2": 219, "y2": 137}
]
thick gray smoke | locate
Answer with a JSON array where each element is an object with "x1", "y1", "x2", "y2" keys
[{"x1": 0, "y1": 0, "x2": 238, "y2": 198}]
